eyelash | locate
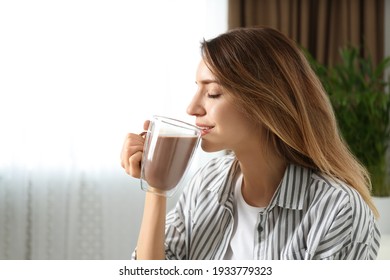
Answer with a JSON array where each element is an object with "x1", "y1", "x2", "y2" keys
[{"x1": 207, "y1": 93, "x2": 221, "y2": 99}]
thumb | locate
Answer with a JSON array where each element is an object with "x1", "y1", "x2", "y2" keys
[{"x1": 143, "y1": 120, "x2": 150, "y2": 131}]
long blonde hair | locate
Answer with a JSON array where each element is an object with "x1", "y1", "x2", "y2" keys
[{"x1": 201, "y1": 27, "x2": 379, "y2": 218}]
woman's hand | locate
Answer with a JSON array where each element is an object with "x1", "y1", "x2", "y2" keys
[{"x1": 120, "y1": 120, "x2": 150, "y2": 178}]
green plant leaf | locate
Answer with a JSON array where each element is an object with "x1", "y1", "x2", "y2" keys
[{"x1": 306, "y1": 46, "x2": 390, "y2": 196}]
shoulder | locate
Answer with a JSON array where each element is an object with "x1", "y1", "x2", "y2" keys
[
  {"x1": 308, "y1": 171, "x2": 378, "y2": 243},
  {"x1": 301, "y1": 171, "x2": 380, "y2": 259},
  {"x1": 309, "y1": 172, "x2": 368, "y2": 214}
]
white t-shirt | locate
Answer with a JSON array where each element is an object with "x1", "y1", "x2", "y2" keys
[{"x1": 224, "y1": 174, "x2": 265, "y2": 260}]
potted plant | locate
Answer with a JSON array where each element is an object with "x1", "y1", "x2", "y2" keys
[{"x1": 307, "y1": 47, "x2": 390, "y2": 235}]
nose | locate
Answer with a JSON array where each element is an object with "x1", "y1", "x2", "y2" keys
[{"x1": 186, "y1": 92, "x2": 205, "y2": 117}]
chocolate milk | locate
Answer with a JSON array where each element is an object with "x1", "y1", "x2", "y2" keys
[{"x1": 143, "y1": 135, "x2": 198, "y2": 191}]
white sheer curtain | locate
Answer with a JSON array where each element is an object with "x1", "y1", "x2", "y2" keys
[{"x1": 0, "y1": 0, "x2": 227, "y2": 259}]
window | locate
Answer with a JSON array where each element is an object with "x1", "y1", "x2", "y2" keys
[{"x1": 0, "y1": 0, "x2": 227, "y2": 259}]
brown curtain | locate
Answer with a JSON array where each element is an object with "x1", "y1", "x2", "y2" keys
[{"x1": 228, "y1": 0, "x2": 384, "y2": 66}]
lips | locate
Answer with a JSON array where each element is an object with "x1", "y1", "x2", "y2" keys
[{"x1": 196, "y1": 124, "x2": 214, "y2": 136}]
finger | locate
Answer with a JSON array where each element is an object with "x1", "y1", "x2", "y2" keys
[
  {"x1": 121, "y1": 144, "x2": 143, "y2": 171},
  {"x1": 121, "y1": 133, "x2": 145, "y2": 169},
  {"x1": 128, "y1": 151, "x2": 143, "y2": 178}
]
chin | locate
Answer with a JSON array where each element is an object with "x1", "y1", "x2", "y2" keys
[{"x1": 200, "y1": 140, "x2": 224, "y2": 153}]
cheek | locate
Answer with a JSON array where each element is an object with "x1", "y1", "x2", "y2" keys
[
  {"x1": 208, "y1": 99, "x2": 236, "y2": 123},
  {"x1": 220, "y1": 107, "x2": 256, "y2": 140},
  {"x1": 215, "y1": 103, "x2": 246, "y2": 130}
]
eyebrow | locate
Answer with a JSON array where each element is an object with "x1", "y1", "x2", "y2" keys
[{"x1": 195, "y1": 79, "x2": 220, "y2": 85}]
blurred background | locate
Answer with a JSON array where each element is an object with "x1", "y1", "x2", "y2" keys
[{"x1": 0, "y1": 0, "x2": 389, "y2": 259}]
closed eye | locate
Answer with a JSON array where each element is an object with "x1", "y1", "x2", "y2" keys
[{"x1": 207, "y1": 93, "x2": 221, "y2": 99}]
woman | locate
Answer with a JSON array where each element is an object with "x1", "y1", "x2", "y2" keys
[{"x1": 121, "y1": 27, "x2": 381, "y2": 260}]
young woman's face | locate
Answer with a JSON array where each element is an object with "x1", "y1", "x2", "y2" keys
[{"x1": 187, "y1": 59, "x2": 261, "y2": 153}]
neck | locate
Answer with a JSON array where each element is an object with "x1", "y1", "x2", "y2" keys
[{"x1": 234, "y1": 146, "x2": 287, "y2": 208}]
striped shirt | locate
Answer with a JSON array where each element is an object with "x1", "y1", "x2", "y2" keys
[{"x1": 137, "y1": 154, "x2": 381, "y2": 259}]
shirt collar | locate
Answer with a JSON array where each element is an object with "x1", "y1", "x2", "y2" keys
[
  {"x1": 269, "y1": 163, "x2": 313, "y2": 210},
  {"x1": 203, "y1": 155, "x2": 239, "y2": 205},
  {"x1": 213, "y1": 158, "x2": 313, "y2": 211}
]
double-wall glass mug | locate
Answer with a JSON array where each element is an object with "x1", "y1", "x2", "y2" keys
[{"x1": 140, "y1": 116, "x2": 201, "y2": 197}]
